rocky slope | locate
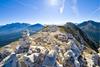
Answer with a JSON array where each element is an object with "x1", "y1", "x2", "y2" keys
[
  {"x1": 0, "y1": 24, "x2": 100, "y2": 67},
  {"x1": 64, "y1": 22, "x2": 98, "y2": 52}
]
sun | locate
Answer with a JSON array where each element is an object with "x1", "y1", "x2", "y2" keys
[{"x1": 49, "y1": 0, "x2": 58, "y2": 6}]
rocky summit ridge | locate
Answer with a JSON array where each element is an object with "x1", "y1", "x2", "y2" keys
[{"x1": 0, "y1": 24, "x2": 100, "y2": 67}]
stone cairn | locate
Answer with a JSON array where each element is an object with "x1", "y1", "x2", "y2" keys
[{"x1": 16, "y1": 30, "x2": 32, "y2": 54}]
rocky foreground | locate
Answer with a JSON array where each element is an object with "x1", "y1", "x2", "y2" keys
[{"x1": 0, "y1": 23, "x2": 100, "y2": 67}]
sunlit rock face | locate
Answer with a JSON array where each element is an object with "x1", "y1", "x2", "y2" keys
[
  {"x1": 42, "y1": 50, "x2": 57, "y2": 67},
  {"x1": 0, "y1": 25, "x2": 100, "y2": 67}
]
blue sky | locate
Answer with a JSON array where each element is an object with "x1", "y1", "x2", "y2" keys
[{"x1": 0, "y1": 0, "x2": 100, "y2": 25}]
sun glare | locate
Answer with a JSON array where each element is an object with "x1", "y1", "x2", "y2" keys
[{"x1": 49, "y1": 0, "x2": 58, "y2": 6}]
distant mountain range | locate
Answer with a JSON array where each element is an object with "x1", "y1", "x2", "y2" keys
[
  {"x1": 77, "y1": 20, "x2": 100, "y2": 45},
  {"x1": 0, "y1": 23, "x2": 44, "y2": 47},
  {"x1": 0, "y1": 20, "x2": 99, "y2": 47}
]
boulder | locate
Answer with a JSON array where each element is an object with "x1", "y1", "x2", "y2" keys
[
  {"x1": 3, "y1": 53, "x2": 20, "y2": 67},
  {"x1": 42, "y1": 50, "x2": 57, "y2": 67}
]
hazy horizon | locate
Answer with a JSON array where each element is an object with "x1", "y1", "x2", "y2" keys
[{"x1": 0, "y1": 0, "x2": 100, "y2": 25}]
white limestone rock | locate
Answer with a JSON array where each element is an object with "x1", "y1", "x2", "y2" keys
[{"x1": 42, "y1": 50, "x2": 57, "y2": 67}]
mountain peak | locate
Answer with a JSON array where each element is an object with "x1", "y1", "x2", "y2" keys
[
  {"x1": 30, "y1": 23, "x2": 43, "y2": 27},
  {"x1": 78, "y1": 20, "x2": 100, "y2": 43},
  {"x1": 78, "y1": 20, "x2": 100, "y2": 27},
  {"x1": 65, "y1": 22, "x2": 79, "y2": 30}
]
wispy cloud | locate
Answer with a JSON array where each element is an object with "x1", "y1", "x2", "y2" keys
[
  {"x1": 88, "y1": 0, "x2": 100, "y2": 18},
  {"x1": 94, "y1": 7, "x2": 100, "y2": 13},
  {"x1": 59, "y1": 0, "x2": 65, "y2": 14},
  {"x1": 71, "y1": 0, "x2": 79, "y2": 17},
  {"x1": 59, "y1": 0, "x2": 79, "y2": 16},
  {"x1": 90, "y1": 7, "x2": 100, "y2": 17}
]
